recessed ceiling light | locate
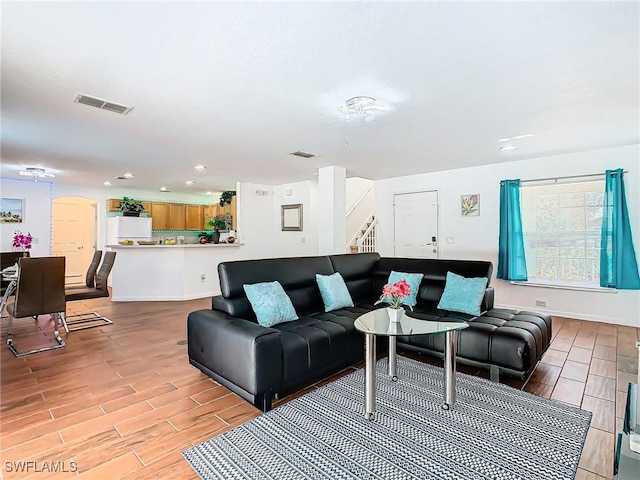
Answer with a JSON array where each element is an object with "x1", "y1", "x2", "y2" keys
[
  {"x1": 512, "y1": 134, "x2": 534, "y2": 140},
  {"x1": 206, "y1": 191, "x2": 214, "y2": 195},
  {"x1": 103, "y1": 181, "x2": 112, "y2": 186},
  {"x1": 122, "y1": 172, "x2": 134, "y2": 179},
  {"x1": 500, "y1": 145, "x2": 518, "y2": 152},
  {"x1": 498, "y1": 134, "x2": 533, "y2": 142},
  {"x1": 159, "y1": 186, "x2": 170, "y2": 192},
  {"x1": 185, "y1": 180, "x2": 194, "y2": 186},
  {"x1": 195, "y1": 165, "x2": 207, "y2": 171}
]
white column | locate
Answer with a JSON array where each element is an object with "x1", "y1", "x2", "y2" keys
[{"x1": 318, "y1": 166, "x2": 346, "y2": 255}]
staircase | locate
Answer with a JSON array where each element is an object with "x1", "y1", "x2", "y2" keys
[
  {"x1": 349, "y1": 216, "x2": 376, "y2": 253},
  {"x1": 344, "y1": 177, "x2": 375, "y2": 254}
]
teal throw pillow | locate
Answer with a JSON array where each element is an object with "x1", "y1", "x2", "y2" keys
[
  {"x1": 385, "y1": 270, "x2": 424, "y2": 307},
  {"x1": 243, "y1": 281, "x2": 299, "y2": 327},
  {"x1": 437, "y1": 271, "x2": 488, "y2": 316},
  {"x1": 316, "y1": 272, "x2": 354, "y2": 312}
]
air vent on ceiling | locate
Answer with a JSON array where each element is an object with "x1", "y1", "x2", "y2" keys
[
  {"x1": 74, "y1": 93, "x2": 133, "y2": 115},
  {"x1": 290, "y1": 151, "x2": 316, "y2": 158}
]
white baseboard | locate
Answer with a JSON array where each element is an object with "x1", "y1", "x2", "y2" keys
[
  {"x1": 112, "y1": 291, "x2": 218, "y2": 302},
  {"x1": 495, "y1": 302, "x2": 639, "y2": 328}
]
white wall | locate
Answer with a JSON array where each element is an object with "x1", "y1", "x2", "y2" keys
[
  {"x1": 0, "y1": 178, "x2": 53, "y2": 256},
  {"x1": 374, "y1": 144, "x2": 640, "y2": 327},
  {"x1": 236, "y1": 180, "x2": 319, "y2": 260}
]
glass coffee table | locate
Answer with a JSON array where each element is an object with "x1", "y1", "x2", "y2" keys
[{"x1": 354, "y1": 308, "x2": 468, "y2": 420}]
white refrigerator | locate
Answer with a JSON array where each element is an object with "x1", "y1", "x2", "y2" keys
[{"x1": 107, "y1": 217, "x2": 152, "y2": 244}]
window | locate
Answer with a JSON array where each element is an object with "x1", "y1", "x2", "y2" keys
[{"x1": 520, "y1": 180, "x2": 605, "y2": 287}]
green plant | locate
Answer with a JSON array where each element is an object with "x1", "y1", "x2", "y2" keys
[
  {"x1": 118, "y1": 197, "x2": 145, "y2": 213},
  {"x1": 198, "y1": 231, "x2": 213, "y2": 242},
  {"x1": 219, "y1": 191, "x2": 236, "y2": 207},
  {"x1": 207, "y1": 213, "x2": 231, "y2": 231}
]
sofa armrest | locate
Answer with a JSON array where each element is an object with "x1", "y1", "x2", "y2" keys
[
  {"x1": 481, "y1": 287, "x2": 494, "y2": 312},
  {"x1": 187, "y1": 309, "x2": 283, "y2": 396}
]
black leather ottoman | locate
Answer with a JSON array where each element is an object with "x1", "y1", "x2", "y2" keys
[{"x1": 399, "y1": 308, "x2": 552, "y2": 380}]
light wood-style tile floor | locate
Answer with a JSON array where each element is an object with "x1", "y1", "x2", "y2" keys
[{"x1": 0, "y1": 297, "x2": 636, "y2": 479}]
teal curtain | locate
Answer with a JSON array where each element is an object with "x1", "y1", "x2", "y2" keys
[
  {"x1": 600, "y1": 169, "x2": 640, "y2": 289},
  {"x1": 497, "y1": 179, "x2": 528, "y2": 281}
]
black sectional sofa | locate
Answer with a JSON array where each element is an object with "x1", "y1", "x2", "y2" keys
[{"x1": 187, "y1": 253, "x2": 552, "y2": 411}]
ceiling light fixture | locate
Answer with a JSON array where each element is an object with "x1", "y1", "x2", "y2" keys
[
  {"x1": 122, "y1": 172, "x2": 134, "y2": 179},
  {"x1": 185, "y1": 180, "x2": 194, "y2": 186},
  {"x1": 500, "y1": 145, "x2": 518, "y2": 152},
  {"x1": 18, "y1": 167, "x2": 55, "y2": 182},
  {"x1": 206, "y1": 191, "x2": 213, "y2": 195},
  {"x1": 338, "y1": 96, "x2": 389, "y2": 122},
  {"x1": 159, "y1": 187, "x2": 170, "y2": 192},
  {"x1": 195, "y1": 165, "x2": 207, "y2": 171},
  {"x1": 103, "y1": 181, "x2": 112, "y2": 186}
]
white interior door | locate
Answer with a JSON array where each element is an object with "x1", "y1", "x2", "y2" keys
[
  {"x1": 52, "y1": 197, "x2": 97, "y2": 285},
  {"x1": 393, "y1": 190, "x2": 439, "y2": 258}
]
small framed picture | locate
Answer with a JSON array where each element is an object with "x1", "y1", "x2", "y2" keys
[
  {"x1": 0, "y1": 198, "x2": 23, "y2": 223},
  {"x1": 281, "y1": 204, "x2": 303, "y2": 231},
  {"x1": 461, "y1": 194, "x2": 479, "y2": 217}
]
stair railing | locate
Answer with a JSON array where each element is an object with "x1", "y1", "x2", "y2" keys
[{"x1": 356, "y1": 217, "x2": 377, "y2": 253}]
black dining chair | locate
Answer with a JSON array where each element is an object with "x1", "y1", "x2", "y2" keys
[
  {"x1": 67, "y1": 250, "x2": 102, "y2": 290},
  {"x1": 1, "y1": 251, "x2": 30, "y2": 296},
  {"x1": 6, "y1": 256, "x2": 68, "y2": 357},
  {"x1": 63, "y1": 251, "x2": 116, "y2": 331}
]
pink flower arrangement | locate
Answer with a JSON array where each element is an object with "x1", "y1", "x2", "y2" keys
[
  {"x1": 374, "y1": 279, "x2": 412, "y2": 310},
  {"x1": 12, "y1": 230, "x2": 32, "y2": 251}
]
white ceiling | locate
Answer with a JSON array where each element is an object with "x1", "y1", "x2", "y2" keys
[{"x1": 1, "y1": 2, "x2": 638, "y2": 194}]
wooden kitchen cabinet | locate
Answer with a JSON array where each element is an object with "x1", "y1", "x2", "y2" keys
[
  {"x1": 168, "y1": 204, "x2": 186, "y2": 230},
  {"x1": 202, "y1": 205, "x2": 217, "y2": 230},
  {"x1": 186, "y1": 205, "x2": 203, "y2": 230},
  {"x1": 107, "y1": 198, "x2": 121, "y2": 211},
  {"x1": 151, "y1": 202, "x2": 170, "y2": 230},
  {"x1": 219, "y1": 197, "x2": 237, "y2": 230}
]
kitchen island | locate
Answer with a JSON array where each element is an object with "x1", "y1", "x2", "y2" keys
[{"x1": 107, "y1": 243, "x2": 244, "y2": 301}]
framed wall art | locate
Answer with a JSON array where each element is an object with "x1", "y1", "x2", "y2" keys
[
  {"x1": 281, "y1": 204, "x2": 303, "y2": 231},
  {"x1": 461, "y1": 194, "x2": 479, "y2": 217},
  {"x1": 0, "y1": 198, "x2": 23, "y2": 223}
]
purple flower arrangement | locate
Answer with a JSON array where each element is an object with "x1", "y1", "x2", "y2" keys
[{"x1": 12, "y1": 230, "x2": 33, "y2": 251}]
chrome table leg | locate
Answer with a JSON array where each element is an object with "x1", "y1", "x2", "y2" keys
[
  {"x1": 388, "y1": 336, "x2": 398, "y2": 381},
  {"x1": 442, "y1": 329, "x2": 458, "y2": 410},
  {"x1": 364, "y1": 333, "x2": 376, "y2": 420}
]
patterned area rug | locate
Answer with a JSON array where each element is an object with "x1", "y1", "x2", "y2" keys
[{"x1": 183, "y1": 356, "x2": 591, "y2": 480}]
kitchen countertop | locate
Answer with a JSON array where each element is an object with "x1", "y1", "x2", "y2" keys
[{"x1": 107, "y1": 243, "x2": 243, "y2": 248}]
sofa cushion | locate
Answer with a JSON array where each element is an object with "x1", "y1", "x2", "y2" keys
[
  {"x1": 372, "y1": 257, "x2": 493, "y2": 308},
  {"x1": 243, "y1": 281, "x2": 298, "y2": 327},
  {"x1": 437, "y1": 271, "x2": 488, "y2": 316},
  {"x1": 386, "y1": 270, "x2": 424, "y2": 307},
  {"x1": 328, "y1": 253, "x2": 380, "y2": 302},
  {"x1": 219, "y1": 256, "x2": 334, "y2": 315},
  {"x1": 316, "y1": 272, "x2": 354, "y2": 312}
]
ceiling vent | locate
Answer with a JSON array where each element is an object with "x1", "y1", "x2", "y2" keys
[
  {"x1": 290, "y1": 151, "x2": 316, "y2": 159},
  {"x1": 73, "y1": 93, "x2": 133, "y2": 115}
]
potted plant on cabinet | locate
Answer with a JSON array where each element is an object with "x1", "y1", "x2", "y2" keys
[
  {"x1": 118, "y1": 197, "x2": 145, "y2": 217},
  {"x1": 219, "y1": 191, "x2": 236, "y2": 207}
]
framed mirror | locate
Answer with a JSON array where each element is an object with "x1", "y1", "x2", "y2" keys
[{"x1": 281, "y1": 204, "x2": 303, "y2": 231}]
